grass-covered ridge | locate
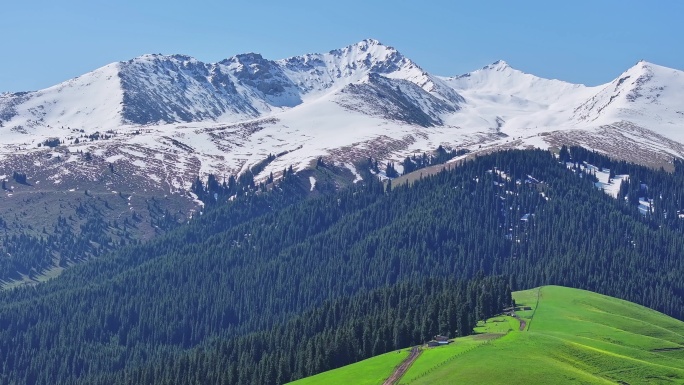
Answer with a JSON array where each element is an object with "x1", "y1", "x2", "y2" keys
[{"x1": 291, "y1": 286, "x2": 684, "y2": 385}]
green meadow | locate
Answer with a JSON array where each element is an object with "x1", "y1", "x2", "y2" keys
[
  {"x1": 288, "y1": 349, "x2": 410, "y2": 385},
  {"x1": 289, "y1": 286, "x2": 684, "y2": 385}
]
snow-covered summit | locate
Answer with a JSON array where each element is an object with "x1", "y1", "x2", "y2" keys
[
  {"x1": 444, "y1": 60, "x2": 588, "y2": 105},
  {"x1": 0, "y1": 62, "x2": 124, "y2": 135},
  {"x1": 483, "y1": 60, "x2": 511, "y2": 71},
  {"x1": 0, "y1": 39, "x2": 467, "y2": 131},
  {"x1": 278, "y1": 38, "x2": 451, "y2": 98},
  {"x1": 573, "y1": 60, "x2": 684, "y2": 134}
]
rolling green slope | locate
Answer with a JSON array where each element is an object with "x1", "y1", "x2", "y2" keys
[
  {"x1": 289, "y1": 349, "x2": 411, "y2": 385},
  {"x1": 291, "y1": 286, "x2": 684, "y2": 385}
]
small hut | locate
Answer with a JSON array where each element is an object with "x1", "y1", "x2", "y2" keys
[{"x1": 427, "y1": 335, "x2": 452, "y2": 347}]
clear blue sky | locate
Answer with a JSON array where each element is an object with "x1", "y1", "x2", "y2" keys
[{"x1": 2, "y1": 0, "x2": 682, "y2": 92}]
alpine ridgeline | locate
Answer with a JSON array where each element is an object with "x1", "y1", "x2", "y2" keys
[{"x1": 2, "y1": 40, "x2": 684, "y2": 187}]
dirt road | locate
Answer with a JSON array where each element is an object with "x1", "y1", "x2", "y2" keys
[{"x1": 382, "y1": 347, "x2": 422, "y2": 385}]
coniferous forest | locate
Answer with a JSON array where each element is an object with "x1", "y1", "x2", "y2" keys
[{"x1": 2, "y1": 148, "x2": 684, "y2": 384}]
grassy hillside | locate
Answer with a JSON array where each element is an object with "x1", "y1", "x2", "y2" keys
[
  {"x1": 290, "y1": 286, "x2": 684, "y2": 385},
  {"x1": 288, "y1": 349, "x2": 411, "y2": 385}
]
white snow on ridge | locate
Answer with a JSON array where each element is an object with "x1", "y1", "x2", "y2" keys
[
  {"x1": 278, "y1": 39, "x2": 434, "y2": 100},
  {"x1": 2, "y1": 63, "x2": 124, "y2": 136},
  {"x1": 1, "y1": 40, "x2": 684, "y2": 194},
  {"x1": 444, "y1": 60, "x2": 590, "y2": 105},
  {"x1": 442, "y1": 60, "x2": 600, "y2": 136},
  {"x1": 573, "y1": 61, "x2": 684, "y2": 141}
]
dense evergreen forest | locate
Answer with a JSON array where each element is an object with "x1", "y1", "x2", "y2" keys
[
  {"x1": 82, "y1": 276, "x2": 510, "y2": 385},
  {"x1": 1, "y1": 147, "x2": 684, "y2": 384}
]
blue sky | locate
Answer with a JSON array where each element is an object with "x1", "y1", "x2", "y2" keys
[{"x1": 2, "y1": 0, "x2": 682, "y2": 92}]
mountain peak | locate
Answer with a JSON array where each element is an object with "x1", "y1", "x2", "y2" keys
[
  {"x1": 642, "y1": 59, "x2": 683, "y2": 76},
  {"x1": 221, "y1": 52, "x2": 268, "y2": 66},
  {"x1": 125, "y1": 53, "x2": 200, "y2": 66},
  {"x1": 234, "y1": 52, "x2": 265, "y2": 61},
  {"x1": 614, "y1": 60, "x2": 661, "y2": 85},
  {"x1": 626, "y1": 59, "x2": 654, "y2": 72},
  {"x1": 483, "y1": 60, "x2": 511, "y2": 71},
  {"x1": 307, "y1": 38, "x2": 409, "y2": 76},
  {"x1": 356, "y1": 38, "x2": 384, "y2": 48},
  {"x1": 623, "y1": 60, "x2": 680, "y2": 76},
  {"x1": 334, "y1": 38, "x2": 398, "y2": 57}
]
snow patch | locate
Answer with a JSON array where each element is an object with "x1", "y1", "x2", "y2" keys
[
  {"x1": 105, "y1": 154, "x2": 125, "y2": 163},
  {"x1": 345, "y1": 163, "x2": 363, "y2": 183}
]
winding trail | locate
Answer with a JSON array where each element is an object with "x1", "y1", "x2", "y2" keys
[
  {"x1": 510, "y1": 287, "x2": 541, "y2": 331},
  {"x1": 382, "y1": 347, "x2": 421, "y2": 385}
]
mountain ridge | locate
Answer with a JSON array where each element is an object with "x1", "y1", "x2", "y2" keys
[
  {"x1": 0, "y1": 39, "x2": 464, "y2": 128},
  {"x1": 1, "y1": 39, "x2": 684, "y2": 209}
]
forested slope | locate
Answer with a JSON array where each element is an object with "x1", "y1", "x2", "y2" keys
[{"x1": 2, "y1": 148, "x2": 684, "y2": 384}]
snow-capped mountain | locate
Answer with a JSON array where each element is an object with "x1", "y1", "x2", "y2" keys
[
  {"x1": 1, "y1": 39, "x2": 684, "y2": 197},
  {"x1": 573, "y1": 61, "x2": 684, "y2": 130},
  {"x1": 0, "y1": 39, "x2": 459, "y2": 131}
]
